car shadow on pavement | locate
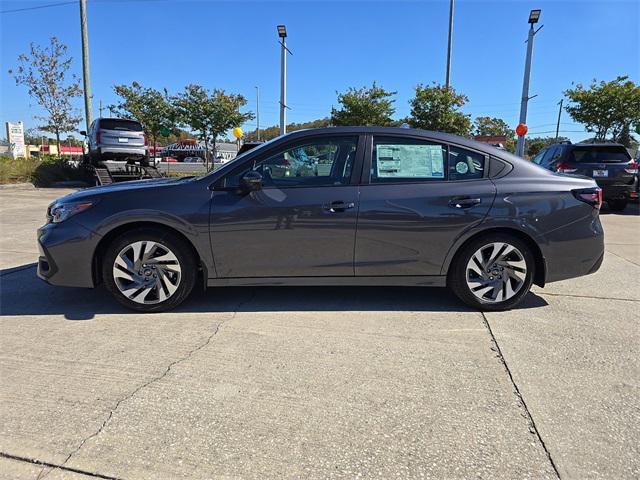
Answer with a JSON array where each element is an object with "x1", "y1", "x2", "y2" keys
[{"x1": 0, "y1": 264, "x2": 548, "y2": 320}]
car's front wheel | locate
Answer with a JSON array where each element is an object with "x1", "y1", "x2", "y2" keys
[
  {"x1": 102, "y1": 228, "x2": 197, "y2": 312},
  {"x1": 449, "y1": 234, "x2": 535, "y2": 311}
]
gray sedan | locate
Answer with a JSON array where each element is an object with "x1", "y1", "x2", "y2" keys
[{"x1": 37, "y1": 127, "x2": 604, "y2": 312}]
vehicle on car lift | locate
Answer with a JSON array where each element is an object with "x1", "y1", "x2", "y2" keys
[{"x1": 80, "y1": 118, "x2": 164, "y2": 185}]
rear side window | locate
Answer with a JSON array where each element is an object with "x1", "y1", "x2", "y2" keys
[
  {"x1": 371, "y1": 137, "x2": 445, "y2": 183},
  {"x1": 448, "y1": 146, "x2": 485, "y2": 180},
  {"x1": 99, "y1": 119, "x2": 143, "y2": 132},
  {"x1": 568, "y1": 146, "x2": 631, "y2": 163}
]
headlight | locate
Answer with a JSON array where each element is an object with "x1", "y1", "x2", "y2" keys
[{"x1": 48, "y1": 201, "x2": 96, "y2": 223}]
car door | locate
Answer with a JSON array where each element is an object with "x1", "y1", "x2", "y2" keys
[
  {"x1": 355, "y1": 135, "x2": 496, "y2": 276},
  {"x1": 209, "y1": 134, "x2": 363, "y2": 278}
]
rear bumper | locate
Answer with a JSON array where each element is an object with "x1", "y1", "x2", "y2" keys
[
  {"x1": 37, "y1": 220, "x2": 100, "y2": 288},
  {"x1": 541, "y1": 212, "x2": 605, "y2": 283},
  {"x1": 598, "y1": 183, "x2": 633, "y2": 200},
  {"x1": 95, "y1": 146, "x2": 147, "y2": 158}
]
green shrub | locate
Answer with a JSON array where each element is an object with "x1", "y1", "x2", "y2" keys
[
  {"x1": 32, "y1": 158, "x2": 92, "y2": 187},
  {"x1": 0, "y1": 155, "x2": 92, "y2": 186},
  {"x1": 0, "y1": 155, "x2": 40, "y2": 184}
]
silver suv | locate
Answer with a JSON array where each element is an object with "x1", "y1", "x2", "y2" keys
[{"x1": 82, "y1": 118, "x2": 148, "y2": 164}]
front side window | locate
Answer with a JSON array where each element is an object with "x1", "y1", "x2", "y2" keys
[
  {"x1": 371, "y1": 138, "x2": 446, "y2": 183},
  {"x1": 224, "y1": 136, "x2": 357, "y2": 188},
  {"x1": 448, "y1": 146, "x2": 485, "y2": 180}
]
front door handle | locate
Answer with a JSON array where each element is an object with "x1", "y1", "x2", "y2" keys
[
  {"x1": 324, "y1": 201, "x2": 355, "y2": 213},
  {"x1": 449, "y1": 197, "x2": 481, "y2": 209}
]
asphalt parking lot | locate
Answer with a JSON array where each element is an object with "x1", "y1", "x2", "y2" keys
[{"x1": 0, "y1": 185, "x2": 638, "y2": 480}]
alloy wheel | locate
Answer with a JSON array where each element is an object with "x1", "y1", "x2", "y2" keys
[
  {"x1": 112, "y1": 241, "x2": 182, "y2": 304},
  {"x1": 465, "y1": 242, "x2": 527, "y2": 303}
]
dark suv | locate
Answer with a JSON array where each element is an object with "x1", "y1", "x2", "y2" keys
[{"x1": 532, "y1": 142, "x2": 637, "y2": 211}]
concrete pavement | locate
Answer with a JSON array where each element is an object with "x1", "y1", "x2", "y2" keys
[{"x1": 0, "y1": 185, "x2": 638, "y2": 479}]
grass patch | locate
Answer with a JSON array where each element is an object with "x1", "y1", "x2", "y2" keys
[{"x1": 0, "y1": 155, "x2": 92, "y2": 187}]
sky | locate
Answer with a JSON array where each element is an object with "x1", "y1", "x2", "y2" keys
[{"x1": 1, "y1": 0, "x2": 638, "y2": 142}]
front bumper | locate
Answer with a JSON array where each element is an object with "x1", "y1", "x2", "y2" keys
[{"x1": 37, "y1": 220, "x2": 101, "y2": 288}]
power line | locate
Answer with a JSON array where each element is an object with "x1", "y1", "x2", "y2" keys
[{"x1": 0, "y1": 1, "x2": 76, "y2": 14}]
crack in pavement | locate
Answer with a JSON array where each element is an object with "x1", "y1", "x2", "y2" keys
[
  {"x1": 480, "y1": 312, "x2": 562, "y2": 479},
  {"x1": 39, "y1": 290, "x2": 257, "y2": 480},
  {"x1": 605, "y1": 248, "x2": 640, "y2": 268},
  {"x1": 1, "y1": 452, "x2": 122, "y2": 480}
]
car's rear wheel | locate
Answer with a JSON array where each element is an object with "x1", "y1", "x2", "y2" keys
[
  {"x1": 103, "y1": 228, "x2": 197, "y2": 312},
  {"x1": 449, "y1": 234, "x2": 535, "y2": 311},
  {"x1": 607, "y1": 198, "x2": 627, "y2": 211}
]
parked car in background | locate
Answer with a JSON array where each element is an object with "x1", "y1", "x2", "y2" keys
[
  {"x1": 81, "y1": 118, "x2": 148, "y2": 165},
  {"x1": 38, "y1": 127, "x2": 604, "y2": 313},
  {"x1": 183, "y1": 156, "x2": 204, "y2": 163},
  {"x1": 532, "y1": 141, "x2": 637, "y2": 211}
]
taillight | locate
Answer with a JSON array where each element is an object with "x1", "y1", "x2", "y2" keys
[
  {"x1": 143, "y1": 134, "x2": 148, "y2": 146},
  {"x1": 557, "y1": 162, "x2": 577, "y2": 173},
  {"x1": 625, "y1": 160, "x2": 638, "y2": 174},
  {"x1": 96, "y1": 132, "x2": 101, "y2": 144},
  {"x1": 573, "y1": 187, "x2": 602, "y2": 209}
]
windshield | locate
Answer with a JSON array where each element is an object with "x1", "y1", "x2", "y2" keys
[{"x1": 568, "y1": 146, "x2": 631, "y2": 163}]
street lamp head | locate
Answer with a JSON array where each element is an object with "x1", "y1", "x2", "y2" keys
[
  {"x1": 277, "y1": 25, "x2": 287, "y2": 38},
  {"x1": 528, "y1": 9, "x2": 541, "y2": 24}
]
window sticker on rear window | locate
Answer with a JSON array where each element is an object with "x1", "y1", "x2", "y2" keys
[{"x1": 376, "y1": 144, "x2": 444, "y2": 178}]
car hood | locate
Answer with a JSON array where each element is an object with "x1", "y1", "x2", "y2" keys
[{"x1": 54, "y1": 177, "x2": 196, "y2": 203}]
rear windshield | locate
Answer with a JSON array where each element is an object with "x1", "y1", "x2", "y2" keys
[
  {"x1": 568, "y1": 146, "x2": 631, "y2": 163},
  {"x1": 99, "y1": 119, "x2": 143, "y2": 132}
]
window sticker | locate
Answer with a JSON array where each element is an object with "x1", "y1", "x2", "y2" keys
[
  {"x1": 455, "y1": 161, "x2": 469, "y2": 174},
  {"x1": 376, "y1": 144, "x2": 444, "y2": 178}
]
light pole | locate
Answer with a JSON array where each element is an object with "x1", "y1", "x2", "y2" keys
[
  {"x1": 255, "y1": 86, "x2": 260, "y2": 141},
  {"x1": 515, "y1": 9, "x2": 542, "y2": 158},
  {"x1": 445, "y1": 0, "x2": 454, "y2": 88},
  {"x1": 277, "y1": 25, "x2": 290, "y2": 136},
  {"x1": 79, "y1": 0, "x2": 92, "y2": 131}
]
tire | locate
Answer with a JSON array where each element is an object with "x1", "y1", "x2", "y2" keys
[
  {"x1": 102, "y1": 228, "x2": 198, "y2": 312},
  {"x1": 448, "y1": 233, "x2": 535, "y2": 311},
  {"x1": 607, "y1": 199, "x2": 627, "y2": 211}
]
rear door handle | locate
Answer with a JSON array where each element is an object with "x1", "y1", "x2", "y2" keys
[
  {"x1": 324, "y1": 201, "x2": 355, "y2": 213},
  {"x1": 449, "y1": 197, "x2": 481, "y2": 209}
]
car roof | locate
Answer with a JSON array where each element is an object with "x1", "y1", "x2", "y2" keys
[{"x1": 282, "y1": 126, "x2": 511, "y2": 157}]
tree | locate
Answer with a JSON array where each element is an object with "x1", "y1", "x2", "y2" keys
[
  {"x1": 408, "y1": 83, "x2": 471, "y2": 136},
  {"x1": 9, "y1": 37, "x2": 82, "y2": 156},
  {"x1": 112, "y1": 82, "x2": 176, "y2": 156},
  {"x1": 564, "y1": 76, "x2": 640, "y2": 141},
  {"x1": 331, "y1": 82, "x2": 396, "y2": 126},
  {"x1": 525, "y1": 136, "x2": 570, "y2": 158},
  {"x1": 173, "y1": 85, "x2": 254, "y2": 168},
  {"x1": 473, "y1": 116, "x2": 516, "y2": 152},
  {"x1": 244, "y1": 118, "x2": 331, "y2": 142}
]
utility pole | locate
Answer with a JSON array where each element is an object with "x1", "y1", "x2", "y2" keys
[
  {"x1": 255, "y1": 86, "x2": 260, "y2": 141},
  {"x1": 79, "y1": 0, "x2": 92, "y2": 131},
  {"x1": 445, "y1": 0, "x2": 454, "y2": 88},
  {"x1": 99, "y1": 99, "x2": 103, "y2": 117},
  {"x1": 555, "y1": 99, "x2": 563, "y2": 140},
  {"x1": 515, "y1": 9, "x2": 542, "y2": 158},
  {"x1": 277, "y1": 25, "x2": 290, "y2": 136}
]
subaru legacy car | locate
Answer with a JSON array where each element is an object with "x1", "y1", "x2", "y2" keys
[
  {"x1": 82, "y1": 117, "x2": 148, "y2": 164},
  {"x1": 532, "y1": 141, "x2": 637, "y2": 211},
  {"x1": 38, "y1": 127, "x2": 604, "y2": 312}
]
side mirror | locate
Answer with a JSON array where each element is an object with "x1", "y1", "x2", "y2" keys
[
  {"x1": 79, "y1": 130, "x2": 87, "y2": 136},
  {"x1": 240, "y1": 170, "x2": 263, "y2": 192}
]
